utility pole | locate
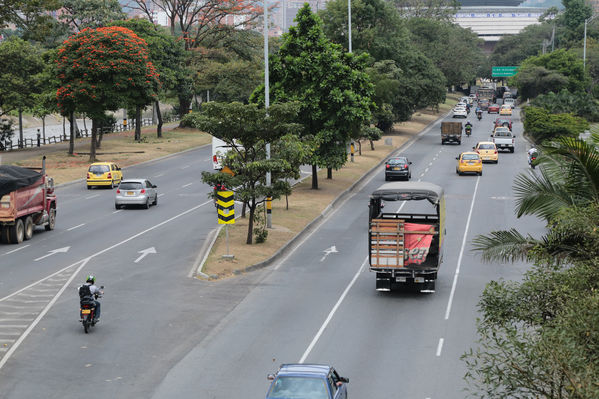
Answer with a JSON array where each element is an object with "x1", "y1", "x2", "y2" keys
[{"x1": 264, "y1": 0, "x2": 272, "y2": 228}]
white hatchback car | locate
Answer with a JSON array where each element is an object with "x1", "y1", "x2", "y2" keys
[
  {"x1": 453, "y1": 107, "x2": 468, "y2": 118},
  {"x1": 115, "y1": 179, "x2": 158, "y2": 209}
]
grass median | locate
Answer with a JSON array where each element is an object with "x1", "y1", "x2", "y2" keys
[{"x1": 200, "y1": 96, "x2": 459, "y2": 278}]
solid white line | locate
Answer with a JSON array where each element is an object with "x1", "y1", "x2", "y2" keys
[
  {"x1": 182, "y1": 183, "x2": 192, "y2": 188},
  {"x1": 436, "y1": 338, "x2": 444, "y2": 357},
  {"x1": 112, "y1": 210, "x2": 123, "y2": 214},
  {"x1": 85, "y1": 194, "x2": 99, "y2": 200},
  {"x1": 3, "y1": 245, "x2": 30, "y2": 255},
  {"x1": 67, "y1": 223, "x2": 85, "y2": 231},
  {"x1": 181, "y1": 165, "x2": 191, "y2": 169},
  {"x1": 299, "y1": 257, "x2": 367, "y2": 363},
  {"x1": 444, "y1": 176, "x2": 481, "y2": 320},
  {"x1": 0, "y1": 257, "x2": 90, "y2": 370},
  {"x1": 154, "y1": 173, "x2": 164, "y2": 177}
]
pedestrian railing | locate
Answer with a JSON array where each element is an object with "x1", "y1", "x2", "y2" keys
[{"x1": 0, "y1": 115, "x2": 180, "y2": 152}]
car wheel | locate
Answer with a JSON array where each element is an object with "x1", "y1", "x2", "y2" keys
[
  {"x1": 87, "y1": 185, "x2": 92, "y2": 190},
  {"x1": 152, "y1": 194, "x2": 158, "y2": 206},
  {"x1": 45, "y1": 208, "x2": 56, "y2": 231},
  {"x1": 9, "y1": 218, "x2": 24, "y2": 244},
  {"x1": 115, "y1": 203, "x2": 120, "y2": 210},
  {"x1": 478, "y1": 171, "x2": 483, "y2": 176},
  {"x1": 384, "y1": 175, "x2": 389, "y2": 181},
  {"x1": 144, "y1": 199, "x2": 150, "y2": 209},
  {"x1": 495, "y1": 159, "x2": 499, "y2": 164},
  {"x1": 24, "y1": 216, "x2": 34, "y2": 240}
]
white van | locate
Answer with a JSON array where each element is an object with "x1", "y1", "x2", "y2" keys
[
  {"x1": 503, "y1": 97, "x2": 516, "y2": 108},
  {"x1": 211, "y1": 136, "x2": 232, "y2": 170}
]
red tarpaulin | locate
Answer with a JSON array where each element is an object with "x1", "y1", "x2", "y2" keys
[{"x1": 404, "y1": 223, "x2": 434, "y2": 265}]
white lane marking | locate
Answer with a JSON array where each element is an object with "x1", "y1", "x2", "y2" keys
[
  {"x1": 445, "y1": 176, "x2": 481, "y2": 320},
  {"x1": 67, "y1": 223, "x2": 85, "y2": 231},
  {"x1": 154, "y1": 173, "x2": 164, "y2": 177},
  {"x1": 181, "y1": 165, "x2": 191, "y2": 169},
  {"x1": 428, "y1": 162, "x2": 433, "y2": 166},
  {"x1": 182, "y1": 183, "x2": 192, "y2": 188},
  {"x1": 0, "y1": 200, "x2": 213, "y2": 370},
  {"x1": 112, "y1": 210, "x2": 123, "y2": 214},
  {"x1": 0, "y1": 257, "x2": 91, "y2": 370},
  {"x1": 158, "y1": 193, "x2": 165, "y2": 197},
  {"x1": 134, "y1": 247, "x2": 157, "y2": 263},
  {"x1": 33, "y1": 247, "x2": 70, "y2": 262},
  {"x1": 425, "y1": 168, "x2": 429, "y2": 173},
  {"x1": 299, "y1": 257, "x2": 367, "y2": 363},
  {"x1": 85, "y1": 194, "x2": 99, "y2": 200},
  {"x1": 436, "y1": 338, "x2": 444, "y2": 357},
  {"x1": 3, "y1": 245, "x2": 30, "y2": 255},
  {"x1": 320, "y1": 245, "x2": 338, "y2": 262}
]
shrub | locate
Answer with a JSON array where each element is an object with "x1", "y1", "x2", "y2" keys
[{"x1": 522, "y1": 106, "x2": 590, "y2": 143}]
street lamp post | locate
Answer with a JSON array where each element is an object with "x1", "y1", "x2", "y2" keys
[
  {"x1": 348, "y1": 0, "x2": 352, "y2": 53},
  {"x1": 584, "y1": 14, "x2": 597, "y2": 70},
  {"x1": 264, "y1": 0, "x2": 272, "y2": 228}
]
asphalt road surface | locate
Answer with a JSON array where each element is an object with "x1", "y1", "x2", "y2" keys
[{"x1": 0, "y1": 107, "x2": 545, "y2": 398}]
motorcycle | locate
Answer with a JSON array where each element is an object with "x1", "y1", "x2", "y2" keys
[
  {"x1": 476, "y1": 111, "x2": 482, "y2": 121},
  {"x1": 465, "y1": 126, "x2": 472, "y2": 137},
  {"x1": 79, "y1": 286, "x2": 103, "y2": 333},
  {"x1": 529, "y1": 155, "x2": 537, "y2": 169}
]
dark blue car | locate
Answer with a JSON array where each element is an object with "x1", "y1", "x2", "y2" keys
[{"x1": 266, "y1": 364, "x2": 349, "y2": 399}]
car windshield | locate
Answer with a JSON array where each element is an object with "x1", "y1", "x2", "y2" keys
[
  {"x1": 478, "y1": 144, "x2": 495, "y2": 149},
  {"x1": 119, "y1": 182, "x2": 143, "y2": 190},
  {"x1": 462, "y1": 154, "x2": 480, "y2": 160},
  {"x1": 388, "y1": 158, "x2": 407, "y2": 165},
  {"x1": 89, "y1": 165, "x2": 109, "y2": 173},
  {"x1": 268, "y1": 376, "x2": 329, "y2": 399}
]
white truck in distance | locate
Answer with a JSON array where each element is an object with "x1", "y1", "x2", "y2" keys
[{"x1": 491, "y1": 127, "x2": 516, "y2": 153}]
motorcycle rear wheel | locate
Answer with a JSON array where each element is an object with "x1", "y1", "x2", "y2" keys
[{"x1": 83, "y1": 317, "x2": 90, "y2": 333}]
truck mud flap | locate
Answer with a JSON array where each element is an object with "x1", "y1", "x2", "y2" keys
[{"x1": 376, "y1": 273, "x2": 391, "y2": 292}]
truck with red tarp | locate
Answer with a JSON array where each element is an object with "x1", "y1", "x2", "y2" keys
[
  {"x1": 368, "y1": 182, "x2": 445, "y2": 292},
  {"x1": 0, "y1": 157, "x2": 56, "y2": 244}
]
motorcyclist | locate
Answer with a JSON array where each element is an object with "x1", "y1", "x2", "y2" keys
[
  {"x1": 79, "y1": 275, "x2": 102, "y2": 322},
  {"x1": 465, "y1": 121, "x2": 473, "y2": 135},
  {"x1": 528, "y1": 147, "x2": 538, "y2": 164},
  {"x1": 475, "y1": 106, "x2": 482, "y2": 120}
]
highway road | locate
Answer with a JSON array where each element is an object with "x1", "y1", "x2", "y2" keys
[{"x1": 0, "y1": 107, "x2": 545, "y2": 398}]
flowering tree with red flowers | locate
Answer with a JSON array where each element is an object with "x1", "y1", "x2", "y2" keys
[{"x1": 56, "y1": 26, "x2": 160, "y2": 159}]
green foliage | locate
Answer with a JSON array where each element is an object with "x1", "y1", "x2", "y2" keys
[
  {"x1": 522, "y1": 106, "x2": 589, "y2": 142},
  {"x1": 252, "y1": 205, "x2": 268, "y2": 244},
  {"x1": 0, "y1": 0, "x2": 61, "y2": 44},
  {"x1": 392, "y1": 0, "x2": 459, "y2": 20},
  {"x1": 559, "y1": 0, "x2": 592, "y2": 44},
  {"x1": 252, "y1": 5, "x2": 374, "y2": 188},
  {"x1": 531, "y1": 90, "x2": 599, "y2": 121},
  {"x1": 490, "y1": 23, "x2": 554, "y2": 67},
  {"x1": 187, "y1": 101, "x2": 309, "y2": 244},
  {"x1": 513, "y1": 66, "x2": 569, "y2": 101},
  {"x1": 0, "y1": 118, "x2": 14, "y2": 147},
  {"x1": 60, "y1": 0, "x2": 126, "y2": 33},
  {"x1": 0, "y1": 37, "x2": 44, "y2": 116}
]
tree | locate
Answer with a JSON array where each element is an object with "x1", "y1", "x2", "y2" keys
[
  {"x1": 522, "y1": 106, "x2": 589, "y2": 142},
  {"x1": 559, "y1": 0, "x2": 592, "y2": 44},
  {"x1": 0, "y1": 0, "x2": 61, "y2": 43},
  {"x1": 0, "y1": 37, "x2": 44, "y2": 148},
  {"x1": 531, "y1": 89, "x2": 599, "y2": 121},
  {"x1": 184, "y1": 101, "x2": 308, "y2": 244},
  {"x1": 490, "y1": 23, "x2": 554, "y2": 68},
  {"x1": 56, "y1": 26, "x2": 160, "y2": 158},
  {"x1": 513, "y1": 66, "x2": 569, "y2": 101},
  {"x1": 59, "y1": 0, "x2": 126, "y2": 33},
  {"x1": 252, "y1": 5, "x2": 374, "y2": 189},
  {"x1": 109, "y1": 19, "x2": 186, "y2": 138},
  {"x1": 32, "y1": 49, "x2": 60, "y2": 143}
]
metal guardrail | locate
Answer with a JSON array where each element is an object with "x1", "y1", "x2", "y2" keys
[{"x1": 0, "y1": 115, "x2": 180, "y2": 152}]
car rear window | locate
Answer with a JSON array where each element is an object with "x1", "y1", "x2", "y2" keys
[
  {"x1": 478, "y1": 144, "x2": 495, "y2": 149},
  {"x1": 89, "y1": 165, "x2": 110, "y2": 173},
  {"x1": 495, "y1": 130, "x2": 510, "y2": 136},
  {"x1": 462, "y1": 154, "x2": 480, "y2": 160},
  {"x1": 388, "y1": 158, "x2": 407, "y2": 165},
  {"x1": 119, "y1": 182, "x2": 143, "y2": 190}
]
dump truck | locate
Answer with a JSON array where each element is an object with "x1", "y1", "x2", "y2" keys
[
  {"x1": 441, "y1": 121, "x2": 462, "y2": 145},
  {"x1": 0, "y1": 157, "x2": 56, "y2": 244},
  {"x1": 368, "y1": 182, "x2": 445, "y2": 292}
]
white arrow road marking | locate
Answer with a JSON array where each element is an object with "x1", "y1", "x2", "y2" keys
[
  {"x1": 34, "y1": 247, "x2": 70, "y2": 262},
  {"x1": 134, "y1": 247, "x2": 157, "y2": 263},
  {"x1": 320, "y1": 245, "x2": 338, "y2": 262}
]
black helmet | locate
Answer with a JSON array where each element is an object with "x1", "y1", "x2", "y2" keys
[{"x1": 86, "y1": 275, "x2": 95, "y2": 284}]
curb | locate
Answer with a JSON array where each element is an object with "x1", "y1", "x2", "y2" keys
[{"x1": 194, "y1": 110, "x2": 448, "y2": 278}]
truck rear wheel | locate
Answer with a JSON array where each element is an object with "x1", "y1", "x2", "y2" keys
[
  {"x1": 9, "y1": 219, "x2": 24, "y2": 244},
  {"x1": 45, "y1": 208, "x2": 56, "y2": 231},
  {"x1": 24, "y1": 216, "x2": 34, "y2": 240}
]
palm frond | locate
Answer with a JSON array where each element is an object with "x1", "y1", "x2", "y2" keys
[
  {"x1": 513, "y1": 167, "x2": 575, "y2": 220},
  {"x1": 471, "y1": 228, "x2": 541, "y2": 264}
]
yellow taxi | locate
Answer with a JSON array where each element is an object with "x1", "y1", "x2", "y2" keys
[
  {"x1": 473, "y1": 141, "x2": 499, "y2": 163},
  {"x1": 87, "y1": 162, "x2": 123, "y2": 189},
  {"x1": 456, "y1": 152, "x2": 483, "y2": 176},
  {"x1": 499, "y1": 104, "x2": 512, "y2": 116}
]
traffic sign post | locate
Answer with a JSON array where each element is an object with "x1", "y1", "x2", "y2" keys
[
  {"x1": 216, "y1": 190, "x2": 235, "y2": 259},
  {"x1": 492, "y1": 66, "x2": 519, "y2": 77}
]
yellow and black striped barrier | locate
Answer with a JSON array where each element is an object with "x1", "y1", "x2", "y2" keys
[{"x1": 216, "y1": 191, "x2": 235, "y2": 224}]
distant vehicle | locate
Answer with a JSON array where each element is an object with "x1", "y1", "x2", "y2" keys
[
  {"x1": 87, "y1": 162, "x2": 123, "y2": 189},
  {"x1": 499, "y1": 104, "x2": 512, "y2": 116},
  {"x1": 441, "y1": 121, "x2": 462, "y2": 145},
  {"x1": 478, "y1": 99, "x2": 490, "y2": 111},
  {"x1": 384, "y1": 156, "x2": 412, "y2": 181},
  {"x1": 452, "y1": 107, "x2": 468, "y2": 118},
  {"x1": 115, "y1": 179, "x2": 158, "y2": 209},
  {"x1": 266, "y1": 364, "x2": 349, "y2": 399},
  {"x1": 368, "y1": 182, "x2": 445, "y2": 292},
  {"x1": 487, "y1": 103, "x2": 500, "y2": 114},
  {"x1": 0, "y1": 157, "x2": 56, "y2": 244},
  {"x1": 476, "y1": 87, "x2": 495, "y2": 102},
  {"x1": 503, "y1": 97, "x2": 516, "y2": 108},
  {"x1": 494, "y1": 117, "x2": 512, "y2": 131},
  {"x1": 473, "y1": 141, "x2": 499, "y2": 163},
  {"x1": 212, "y1": 136, "x2": 243, "y2": 171},
  {"x1": 491, "y1": 127, "x2": 516, "y2": 153},
  {"x1": 456, "y1": 152, "x2": 483, "y2": 175}
]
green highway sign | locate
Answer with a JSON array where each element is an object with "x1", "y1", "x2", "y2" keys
[{"x1": 492, "y1": 66, "x2": 519, "y2": 77}]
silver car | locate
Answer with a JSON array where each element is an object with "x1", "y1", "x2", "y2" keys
[{"x1": 115, "y1": 179, "x2": 158, "y2": 209}]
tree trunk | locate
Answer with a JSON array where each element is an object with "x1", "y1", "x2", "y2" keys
[
  {"x1": 83, "y1": 115, "x2": 87, "y2": 135},
  {"x1": 246, "y1": 200, "x2": 256, "y2": 244},
  {"x1": 97, "y1": 126, "x2": 104, "y2": 148},
  {"x1": 156, "y1": 100, "x2": 163, "y2": 138},
  {"x1": 179, "y1": 95, "x2": 191, "y2": 118},
  {"x1": 89, "y1": 119, "x2": 98, "y2": 162},
  {"x1": 18, "y1": 108, "x2": 23, "y2": 148},
  {"x1": 311, "y1": 164, "x2": 318, "y2": 189},
  {"x1": 370, "y1": 139, "x2": 375, "y2": 150},
  {"x1": 358, "y1": 140, "x2": 362, "y2": 155},
  {"x1": 42, "y1": 117, "x2": 46, "y2": 144},
  {"x1": 62, "y1": 116, "x2": 66, "y2": 140},
  {"x1": 327, "y1": 167, "x2": 332, "y2": 179},
  {"x1": 241, "y1": 201, "x2": 247, "y2": 218},
  {"x1": 68, "y1": 111, "x2": 75, "y2": 155},
  {"x1": 135, "y1": 105, "x2": 142, "y2": 141}
]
